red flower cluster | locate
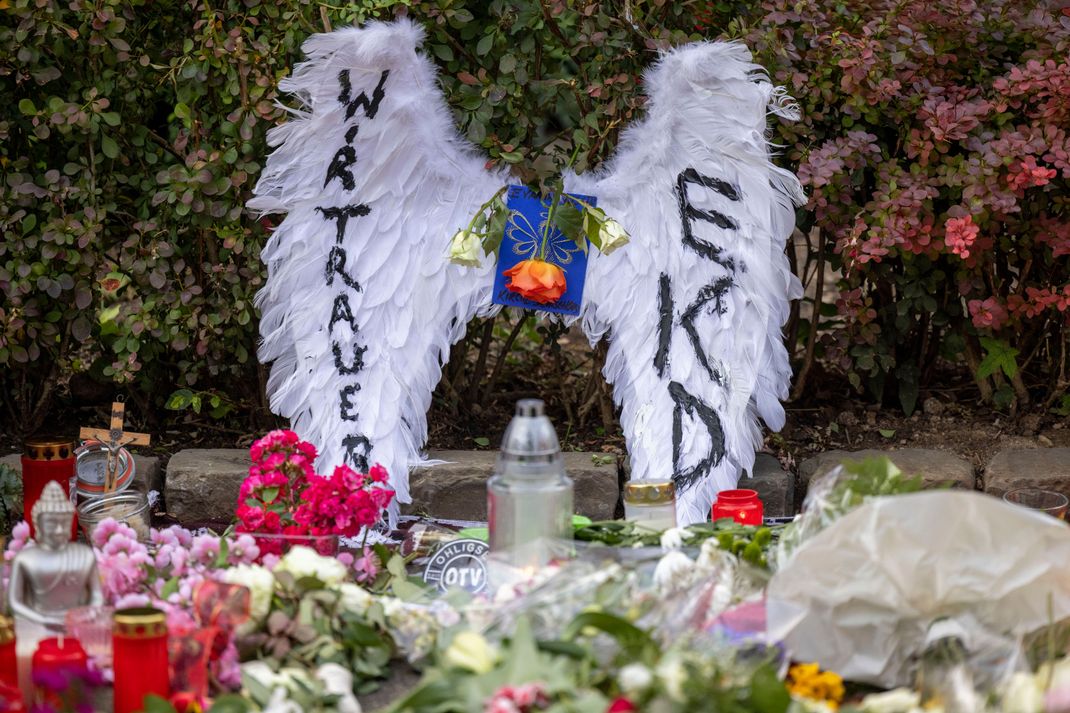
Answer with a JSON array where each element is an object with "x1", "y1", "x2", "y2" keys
[
  {"x1": 293, "y1": 464, "x2": 394, "y2": 538},
  {"x1": 235, "y1": 430, "x2": 394, "y2": 553},
  {"x1": 484, "y1": 683, "x2": 550, "y2": 713}
]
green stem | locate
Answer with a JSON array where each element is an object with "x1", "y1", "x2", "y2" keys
[
  {"x1": 537, "y1": 145, "x2": 583, "y2": 260},
  {"x1": 464, "y1": 185, "x2": 508, "y2": 235}
]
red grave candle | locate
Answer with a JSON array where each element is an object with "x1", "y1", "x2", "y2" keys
[
  {"x1": 711, "y1": 489, "x2": 764, "y2": 526},
  {"x1": 21, "y1": 437, "x2": 77, "y2": 540},
  {"x1": 31, "y1": 637, "x2": 88, "y2": 708},
  {"x1": 0, "y1": 616, "x2": 17, "y2": 691},
  {"x1": 113, "y1": 607, "x2": 169, "y2": 713}
]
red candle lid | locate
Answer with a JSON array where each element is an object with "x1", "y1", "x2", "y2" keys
[{"x1": 716, "y1": 489, "x2": 760, "y2": 501}]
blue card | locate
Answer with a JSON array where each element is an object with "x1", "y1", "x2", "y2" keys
[{"x1": 492, "y1": 185, "x2": 594, "y2": 316}]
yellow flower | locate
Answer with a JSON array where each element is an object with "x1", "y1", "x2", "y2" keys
[
  {"x1": 787, "y1": 662, "x2": 845, "y2": 710},
  {"x1": 597, "y1": 218, "x2": 630, "y2": 255},
  {"x1": 443, "y1": 630, "x2": 498, "y2": 674}
]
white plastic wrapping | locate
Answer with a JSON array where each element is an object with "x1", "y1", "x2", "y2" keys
[{"x1": 767, "y1": 491, "x2": 1070, "y2": 688}]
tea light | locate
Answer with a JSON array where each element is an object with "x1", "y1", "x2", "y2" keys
[{"x1": 20, "y1": 438, "x2": 76, "y2": 540}]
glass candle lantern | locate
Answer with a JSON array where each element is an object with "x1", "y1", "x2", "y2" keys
[
  {"x1": 711, "y1": 489, "x2": 763, "y2": 526},
  {"x1": 113, "y1": 607, "x2": 169, "y2": 713},
  {"x1": 21, "y1": 438, "x2": 76, "y2": 540},
  {"x1": 487, "y1": 400, "x2": 573, "y2": 586},
  {"x1": 623, "y1": 480, "x2": 676, "y2": 530}
]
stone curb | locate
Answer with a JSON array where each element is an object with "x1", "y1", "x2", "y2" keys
[
  {"x1": 0, "y1": 453, "x2": 163, "y2": 498},
  {"x1": 982, "y1": 448, "x2": 1070, "y2": 499},
  {"x1": 621, "y1": 452, "x2": 794, "y2": 518},
  {"x1": 796, "y1": 448, "x2": 975, "y2": 511},
  {"x1": 5, "y1": 445, "x2": 1067, "y2": 525}
]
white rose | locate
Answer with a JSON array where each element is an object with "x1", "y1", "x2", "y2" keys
[
  {"x1": 857, "y1": 688, "x2": 923, "y2": 713},
  {"x1": 316, "y1": 663, "x2": 362, "y2": 713},
  {"x1": 337, "y1": 582, "x2": 374, "y2": 616},
  {"x1": 619, "y1": 663, "x2": 654, "y2": 694},
  {"x1": 220, "y1": 564, "x2": 275, "y2": 627},
  {"x1": 655, "y1": 656, "x2": 687, "y2": 702},
  {"x1": 653, "y1": 550, "x2": 694, "y2": 592},
  {"x1": 448, "y1": 229, "x2": 483, "y2": 267},
  {"x1": 659, "y1": 527, "x2": 687, "y2": 551},
  {"x1": 1001, "y1": 672, "x2": 1044, "y2": 713},
  {"x1": 274, "y1": 546, "x2": 347, "y2": 586},
  {"x1": 261, "y1": 687, "x2": 302, "y2": 713},
  {"x1": 597, "y1": 219, "x2": 630, "y2": 255}
]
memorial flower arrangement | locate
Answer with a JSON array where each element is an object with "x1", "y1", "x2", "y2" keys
[{"x1": 236, "y1": 430, "x2": 395, "y2": 555}]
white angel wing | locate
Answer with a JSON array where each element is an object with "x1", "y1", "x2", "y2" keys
[
  {"x1": 249, "y1": 19, "x2": 505, "y2": 518},
  {"x1": 567, "y1": 42, "x2": 804, "y2": 524}
]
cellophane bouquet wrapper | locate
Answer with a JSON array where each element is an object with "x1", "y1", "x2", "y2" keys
[{"x1": 766, "y1": 491, "x2": 1070, "y2": 688}]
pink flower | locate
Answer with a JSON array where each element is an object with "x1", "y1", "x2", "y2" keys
[
  {"x1": 189, "y1": 535, "x2": 220, "y2": 567},
  {"x1": 352, "y1": 547, "x2": 381, "y2": 584},
  {"x1": 5, "y1": 521, "x2": 31, "y2": 562},
  {"x1": 944, "y1": 215, "x2": 980, "y2": 259},
  {"x1": 968, "y1": 297, "x2": 1009, "y2": 330}
]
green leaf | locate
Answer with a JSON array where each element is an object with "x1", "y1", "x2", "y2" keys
[
  {"x1": 166, "y1": 388, "x2": 193, "y2": 410},
  {"x1": 499, "y1": 54, "x2": 517, "y2": 74},
  {"x1": 879, "y1": 428, "x2": 896, "y2": 438},
  {"x1": 101, "y1": 135, "x2": 119, "y2": 159},
  {"x1": 100, "y1": 111, "x2": 121, "y2": 126},
  {"x1": 210, "y1": 693, "x2": 255, "y2": 713},
  {"x1": 98, "y1": 304, "x2": 121, "y2": 324},
  {"x1": 432, "y1": 44, "x2": 454, "y2": 62},
  {"x1": 386, "y1": 552, "x2": 407, "y2": 578},
  {"x1": 473, "y1": 436, "x2": 490, "y2": 447},
  {"x1": 749, "y1": 664, "x2": 791, "y2": 713},
  {"x1": 499, "y1": 150, "x2": 524, "y2": 163},
  {"x1": 174, "y1": 102, "x2": 191, "y2": 121},
  {"x1": 141, "y1": 694, "x2": 178, "y2": 713},
  {"x1": 552, "y1": 203, "x2": 584, "y2": 245},
  {"x1": 18, "y1": 98, "x2": 36, "y2": 115},
  {"x1": 476, "y1": 34, "x2": 494, "y2": 56}
]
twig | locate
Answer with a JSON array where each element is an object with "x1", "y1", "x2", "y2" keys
[
  {"x1": 790, "y1": 228, "x2": 825, "y2": 401},
  {"x1": 482, "y1": 312, "x2": 530, "y2": 403}
]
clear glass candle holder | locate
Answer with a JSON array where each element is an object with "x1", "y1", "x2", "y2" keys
[
  {"x1": 1002, "y1": 487, "x2": 1069, "y2": 520},
  {"x1": 65, "y1": 605, "x2": 114, "y2": 670}
]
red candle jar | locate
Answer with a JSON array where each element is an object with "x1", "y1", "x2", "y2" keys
[
  {"x1": 711, "y1": 489, "x2": 764, "y2": 526},
  {"x1": 31, "y1": 637, "x2": 88, "y2": 707},
  {"x1": 0, "y1": 617, "x2": 16, "y2": 690},
  {"x1": 113, "y1": 607, "x2": 169, "y2": 713},
  {"x1": 21, "y1": 437, "x2": 77, "y2": 540}
]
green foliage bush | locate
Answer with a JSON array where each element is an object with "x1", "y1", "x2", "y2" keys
[
  {"x1": 2, "y1": 0, "x2": 1066, "y2": 433},
  {"x1": 742, "y1": 0, "x2": 1070, "y2": 412}
]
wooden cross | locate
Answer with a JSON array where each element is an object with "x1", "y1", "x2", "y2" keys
[{"x1": 79, "y1": 400, "x2": 151, "y2": 491}]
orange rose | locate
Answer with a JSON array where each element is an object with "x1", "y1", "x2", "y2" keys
[{"x1": 503, "y1": 259, "x2": 567, "y2": 304}]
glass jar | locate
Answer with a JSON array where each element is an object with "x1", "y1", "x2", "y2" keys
[
  {"x1": 77, "y1": 491, "x2": 150, "y2": 542},
  {"x1": 623, "y1": 480, "x2": 676, "y2": 530}
]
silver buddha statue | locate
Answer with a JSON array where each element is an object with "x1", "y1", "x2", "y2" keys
[{"x1": 8, "y1": 481, "x2": 103, "y2": 629}]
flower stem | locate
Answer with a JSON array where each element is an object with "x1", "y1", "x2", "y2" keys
[{"x1": 466, "y1": 185, "x2": 508, "y2": 235}]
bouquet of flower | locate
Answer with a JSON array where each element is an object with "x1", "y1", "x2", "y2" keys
[{"x1": 236, "y1": 430, "x2": 395, "y2": 554}]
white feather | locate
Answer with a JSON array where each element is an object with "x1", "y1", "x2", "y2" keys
[
  {"x1": 568, "y1": 41, "x2": 803, "y2": 524},
  {"x1": 250, "y1": 19, "x2": 505, "y2": 523}
]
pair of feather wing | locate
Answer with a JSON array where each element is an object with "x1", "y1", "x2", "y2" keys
[{"x1": 249, "y1": 19, "x2": 803, "y2": 525}]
